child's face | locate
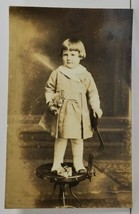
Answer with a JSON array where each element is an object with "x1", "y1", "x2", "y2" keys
[{"x1": 62, "y1": 50, "x2": 81, "y2": 69}]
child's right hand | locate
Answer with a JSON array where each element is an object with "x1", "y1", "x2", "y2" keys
[{"x1": 48, "y1": 101, "x2": 59, "y2": 115}]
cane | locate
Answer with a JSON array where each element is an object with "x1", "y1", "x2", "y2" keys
[{"x1": 87, "y1": 110, "x2": 105, "y2": 181}]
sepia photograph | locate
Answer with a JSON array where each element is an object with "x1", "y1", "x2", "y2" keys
[{"x1": 5, "y1": 7, "x2": 132, "y2": 208}]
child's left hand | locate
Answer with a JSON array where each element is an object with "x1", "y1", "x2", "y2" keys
[{"x1": 93, "y1": 108, "x2": 103, "y2": 118}]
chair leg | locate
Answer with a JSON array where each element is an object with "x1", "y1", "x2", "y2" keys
[
  {"x1": 59, "y1": 184, "x2": 67, "y2": 207},
  {"x1": 69, "y1": 186, "x2": 82, "y2": 207},
  {"x1": 49, "y1": 183, "x2": 57, "y2": 199}
]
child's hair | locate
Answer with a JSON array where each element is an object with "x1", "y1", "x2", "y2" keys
[{"x1": 60, "y1": 37, "x2": 86, "y2": 59}]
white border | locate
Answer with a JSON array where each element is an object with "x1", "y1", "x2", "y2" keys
[
  {"x1": 1, "y1": 1, "x2": 139, "y2": 214},
  {"x1": 4, "y1": 0, "x2": 130, "y2": 8}
]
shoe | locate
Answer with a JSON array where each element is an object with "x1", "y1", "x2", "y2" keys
[
  {"x1": 51, "y1": 166, "x2": 64, "y2": 176},
  {"x1": 51, "y1": 170, "x2": 57, "y2": 176},
  {"x1": 78, "y1": 169, "x2": 87, "y2": 175}
]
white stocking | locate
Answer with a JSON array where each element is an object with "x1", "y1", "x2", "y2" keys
[
  {"x1": 71, "y1": 139, "x2": 86, "y2": 172},
  {"x1": 51, "y1": 138, "x2": 67, "y2": 171}
]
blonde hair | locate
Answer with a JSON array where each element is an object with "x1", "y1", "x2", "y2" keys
[{"x1": 60, "y1": 38, "x2": 86, "y2": 59}]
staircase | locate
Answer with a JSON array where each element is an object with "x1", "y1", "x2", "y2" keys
[{"x1": 18, "y1": 116, "x2": 131, "y2": 161}]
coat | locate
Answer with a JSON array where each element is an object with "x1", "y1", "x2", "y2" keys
[{"x1": 39, "y1": 64, "x2": 101, "y2": 139}]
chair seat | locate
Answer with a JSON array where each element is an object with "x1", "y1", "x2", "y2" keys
[{"x1": 36, "y1": 162, "x2": 89, "y2": 185}]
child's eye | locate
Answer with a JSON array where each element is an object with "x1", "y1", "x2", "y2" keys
[{"x1": 63, "y1": 53, "x2": 68, "y2": 56}]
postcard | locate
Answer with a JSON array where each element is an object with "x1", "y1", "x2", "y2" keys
[{"x1": 5, "y1": 6, "x2": 133, "y2": 208}]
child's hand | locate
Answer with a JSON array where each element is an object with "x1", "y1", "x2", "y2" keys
[
  {"x1": 48, "y1": 101, "x2": 59, "y2": 115},
  {"x1": 93, "y1": 108, "x2": 103, "y2": 118},
  {"x1": 47, "y1": 94, "x2": 63, "y2": 115}
]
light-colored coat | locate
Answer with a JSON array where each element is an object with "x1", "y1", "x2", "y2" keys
[{"x1": 39, "y1": 64, "x2": 101, "y2": 139}]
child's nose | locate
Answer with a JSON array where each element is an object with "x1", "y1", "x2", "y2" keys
[{"x1": 67, "y1": 55, "x2": 71, "y2": 60}]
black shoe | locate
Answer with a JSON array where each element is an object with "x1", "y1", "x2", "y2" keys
[
  {"x1": 78, "y1": 169, "x2": 87, "y2": 175},
  {"x1": 51, "y1": 170, "x2": 57, "y2": 175}
]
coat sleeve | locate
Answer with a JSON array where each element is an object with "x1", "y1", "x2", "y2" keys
[
  {"x1": 45, "y1": 69, "x2": 58, "y2": 103},
  {"x1": 85, "y1": 72, "x2": 101, "y2": 110}
]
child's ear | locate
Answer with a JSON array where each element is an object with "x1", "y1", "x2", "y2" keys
[
  {"x1": 79, "y1": 53, "x2": 85, "y2": 60},
  {"x1": 79, "y1": 56, "x2": 83, "y2": 60}
]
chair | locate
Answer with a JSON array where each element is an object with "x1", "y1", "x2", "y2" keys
[{"x1": 36, "y1": 113, "x2": 104, "y2": 207}]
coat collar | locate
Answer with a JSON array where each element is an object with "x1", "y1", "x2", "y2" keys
[{"x1": 58, "y1": 64, "x2": 87, "y2": 81}]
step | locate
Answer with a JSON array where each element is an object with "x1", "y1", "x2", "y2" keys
[
  {"x1": 19, "y1": 124, "x2": 126, "y2": 143},
  {"x1": 20, "y1": 139, "x2": 129, "y2": 161}
]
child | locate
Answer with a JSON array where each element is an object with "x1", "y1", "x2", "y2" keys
[{"x1": 39, "y1": 38, "x2": 102, "y2": 175}]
